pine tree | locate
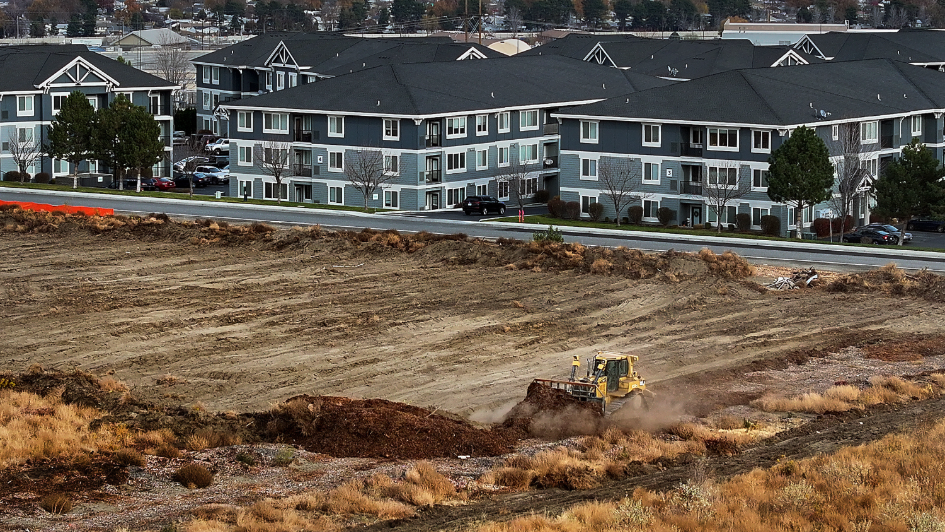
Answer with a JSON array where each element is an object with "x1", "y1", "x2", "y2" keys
[
  {"x1": 46, "y1": 91, "x2": 95, "y2": 189},
  {"x1": 873, "y1": 138, "x2": 945, "y2": 244},
  {"x1": 766, "y1": 125, "x2": 835, "y2": 238}
]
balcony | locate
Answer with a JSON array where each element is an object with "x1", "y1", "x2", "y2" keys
[
  {"x1": 543, "y1": 123, "x2": 559, "y2": 135},
  {"x1": 425, "y1": 135, "x2": 441, "y2": 148},
  {"x1": 681, "y1": 182, "x2": 702, "y2": 195},
  {"x1": 294, "y1": 164, "x2": 313, "y2": 177},
  {"x1": 425, "y1": 170, "x2": 441, "y2": 183},
  {"x1": 681, "y1": 143, "x2": 703, "y2": 157},
  {"x1": 543, "y1": 156, "x2": 559, "y2": 169},
  {"x1": 294, "y1": 130, "x2": 314, "y2": 143},
  {"x1": 881, "y1": 135, "x2": 894, "y2": 149}
]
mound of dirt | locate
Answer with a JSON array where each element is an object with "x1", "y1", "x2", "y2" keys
[
  {"x1": 500, "y1": 381, "x2": 605, "y2": 438},
  {"x1": 260, "y1": 395, "x2": 517, "y2": 459},
  {"x1": 827, "y1": 264, "x2": 945, "y2": 301}
]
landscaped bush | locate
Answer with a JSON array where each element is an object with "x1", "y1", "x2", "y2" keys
[
  {"x1": 735, "y1": 213, "x2": 751, "y2": 232},
  {"x1": 760, "y1": 215, "x2": 781, "y2": 236},
  {"x1": 547, "y1": 198, "x2": 565, "y2": 218},
  {"x1": 628, "y1": 205, "x2": 644, "y2": 225},
  {"x1": 812, "y1": 217, "x2": 831, "y2": 237},
  {"x1": 588, "y1": 202, "x2": 604, "y2": 222},
  {"x1": 656, "y1": 207, "x2": 675, "y2": 227},
  {"x1": 533, "y1": 190, "x2": 550, "y2": 203},
  {"x1": 832, "y1": 215, "x2": 854, "y2": 233},
  {"x1": 33, "y1": 172, "x2": 51, "y2": 184},
  {"x1": 533, "y1": 225, "x2": 564, "y2": 243},
  {"x1": 2, "y1": 171, "x2": 20, "y2": 182},
  {"x1": 564, "y1": 201, "x2": 581, "y2": 220}
]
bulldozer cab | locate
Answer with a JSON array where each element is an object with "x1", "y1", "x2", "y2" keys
[{"x1": 601, "y1": 357, "x2": 629, "y2": 393}]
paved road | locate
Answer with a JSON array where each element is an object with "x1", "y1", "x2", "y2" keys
[{"x1": 3, "y1": 188, "x2": 945, "y2": 273}]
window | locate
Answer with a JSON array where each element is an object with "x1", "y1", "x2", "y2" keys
[
  {"x1": 690, "y1": 129, "x2": 704, "y2": 146},
  {"x1": 519, "y1": 110, "x2": 539, "y2": 131},
  {"x1": 912, "y1": 115, "x2": 922, "y2": 137},
  {"x1": 520, "y1": 177, "x2": 538, "y2": 197},
  {"x1": 239, "y1": 180, "x2": 253, "y2": 198},
  {"x1": 211, "y1": 66, "x2": 220, "y2": 85},
  {"x1": 17, "y1": 128, "x2": 32, "y2": 143},
  {"x1": 264, "y1": 182, "x2": 288, "y2": 200},
  {"x1": 328, "y1": 186, "x2": 343, "y2": 204},
  {"x1": 265, "y1": 71, "x2": 273, "y2": 90},
  {"x1": 447, "y1": 188, "x2": 465, "y2": 206},
  {"x1": 581, "y1": 195, "x2": 597, "y2": 214},
  {"x1": 276, "y1": 72, "x2": 285, "y2": 90},
  {"x1": 708, "y1": 205, "x2": 737, "y2": 225},
  {"x1": 149, "y1": 94, "x2": 161, "y2": 115},
  {"x1": 476, "y1": 114, "x2": 488, "y2": 136},
  {"x1": 519, "y1": 143, "x2": 538, "y2": 163},
  {"x1": 328, "y1": 116, "x2": 344, "y2": 137},
  {"x1": 708, "y1": 166, "x2": 738, "y2": 185},
  {"x1": 832, "y1": 124, "x2": 839, "y2": 141},
  {"x1": 863, "y1": 157, "x2": 878, "y2": 177},
  {"x1": 581, "y1": 158, "x2": 597, "y2": 180},
  {"x1": 384, "y1": 190, "x2": 398, "y2": 208},
  {"x1": 752, "y1": 130, "x2": 771, "y2": 153},
  {"x1": 263, "y1": 147, "x2": 288, "y2": 165},
  {"x1": 53, "y1": 159, "x2": 69, "y2": 174},
  {"x1": 288, "y1": 73, "x2": 297, "y2": 87},
  {"x1": 202, "y1": 92, "x2": 211, "y2": 110},
  {"x1": 580, "y1": 121, "x2": 598, "y2": 143},
  {"x1": 497, "y1": 112, "x2": 510, "y2": 133},
  {"x1": 17, "y1": 95, "x2": 33, "y2": 116},
  {"x1": 328, "y1": 151, "x2": 343, "y2": 172},
  {"x1": 861, "y1": 121, "x2": 878, "y2": 144},
  {"x1": 237, "y1": 111, "x2": 253, "y2": 132},
  {"x1": 202, "y1": 66, "x2": 210, "y2": 83},
  {"x1": 752, "y1": 207, "x2": 770, "y2": 227},
  {"x1": 476, "y1": 148, "x2": 488, "y2": 170},
  {"x1": 238, "y1": 145, "x2": 252, "y2": 165},
  {"x1": 446, "y1": 152, "x2": 466, "y2": 172},
  {"x1": 497, "y1": 146, "x2": 510, "y2": 167},
  {"x1": 752, "y1": 169, "x2": 769, "y2": 188},
  {"x1": 383, "y1": 118, "x2": 399, "y2": 140},
  {"x1": 212, "y1": 93, "x2": 219, "y2": 108},
  {"x1": 708, "y1": 127, "x2": 739, "y2": 150},
  {"x1": 476, "y1": 184, "x2": 488, "y2": 195},
  {"x1": 643, "y1": 124, "x2": 661, "y2": 146},
  {"x1": 384, "y1": 154, "x2": 399, "y2": 175},
  {"x1": 446, "y1": 117, "x2": 466, "y2": 138},
  {"x1": 643, "y1": 162, "x2": 659, "y2": 182},
  {"x1": 643, "y1": 199, "x2": 659, "y2": 218},
  {"x1": 52, "y1": 94, "x2": 67, "y2": 112},
  {"x1": 263, "y1": 113, "x2": 288, "y2": 133},
  {"x1": 498, "y1": 181, "x2": 510, "y2": 199}
]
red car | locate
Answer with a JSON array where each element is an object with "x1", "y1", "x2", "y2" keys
[{"x1": 149, "y1": 178, "x2": 176, "y2": 191}]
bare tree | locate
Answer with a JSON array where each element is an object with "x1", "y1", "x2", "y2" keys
[
  {"x1": 153, "y1": 35, "x2": 191, "y2": 104},
  {"x1": 494, "y1": 157, "x2": 539, "y2": 214},
  {"x1": 597, "y1": 158, "x2": 645, "y2": 226},
  {"x1": 702, "y1": 162, "x2": 750, "y2": 233},
  {"x1": 343, "y1": 147, "x2": 396, "y2": 212},
  {"x1": 321, "y1": 0, "x2": 339, "y2": 31},
  {"x1": 8, "y1": 128, "x2": 41, "y2": 183},
  {"x1": 174, "y1": 139, "x2": 206, "y2": 198},
  {"x1": 828, "y1": 122, "x2": 868, "y2": 241},
  {"x1": 253, "y1": 138, "x2": 293, "y2": 204}
]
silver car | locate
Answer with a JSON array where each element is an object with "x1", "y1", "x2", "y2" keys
[{"x1": 865, "y1": 224, "x2": 912, "y2": 243}]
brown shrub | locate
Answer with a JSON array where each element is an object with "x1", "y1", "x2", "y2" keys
[
  {"x1": 590, "y1": 258, "x2": 612, "y2": 274},
  {"x1": 115, "y1": 448, "x2": 146, "y2": 467},
  {"x1": 150, "y1": 444, "x2": 181, "y2": 459},
  {"x1": 174, "y1": 463, "x2": 214, "y2": 489},
  {"x1": 488, "y1": 467, "x2": 534, "y2": 490},
  {"x1": 39, "y1": 493, "x2": 73, "y2": 514}
]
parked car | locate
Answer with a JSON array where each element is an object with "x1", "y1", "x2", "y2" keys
[
  {"x1": 151, "y1": 177, "x2": 176, "y2": 191},
  {"x1": 204, "y1": 138, "x2": 230, "y2": 154},
  {"x1": 108, "y1": 177, "x2": 150, "y2": 190},
  {"x1": 842, "y1": 227, "x2": 897, "y2": 245},
  {"x1": 905, "y1": 218, "x2": 945, "y2": 232},
  {"x1": 193, "y1": 165, "x2": 229, "y2": 185},
  {"x1": 462, "y1": 196, "x2": 506, "y2": 215},
  {"x1": 174, "y1": 156, "x2": 210, "y2": 172},
  {"x1": 865, "y1": 223, "x2": 912, "y2": 243},
  {"x1": 173, "y1": 174, "x2": 208, "y2": 188}
]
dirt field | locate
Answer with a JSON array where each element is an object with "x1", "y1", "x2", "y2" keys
[{"x1": 4, "y1": 208, "x2": 945, "y2": 530}]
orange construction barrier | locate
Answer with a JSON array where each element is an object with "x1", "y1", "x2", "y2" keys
[{"x1": 0, "y1": 200, "x2": 113, "y2": 216}]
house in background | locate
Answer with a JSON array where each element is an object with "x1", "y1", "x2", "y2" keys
[
  {"x1": 192, "y1": 34, "x2": 502, "y2": 136},
  {"x1": 0, "y1": 44, "x2": 178, "y2": 183},
  {"x1": 110, "y1": 28, "x2": 193, "y2": 50}
]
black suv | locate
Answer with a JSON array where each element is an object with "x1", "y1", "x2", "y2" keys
[{"x1": 462, "y1": 196, "x2": 506, "y2": 215}]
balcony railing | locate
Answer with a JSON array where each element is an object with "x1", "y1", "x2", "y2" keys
[
  {"x1": 294, "y1": 164, "x2": 312, "y2": 177},
  {"x1": 425, "y1": 135, "x2": 441, "y2": 148},
  {"x1": 681, "y1": 182, "x2": 702, "y2": 195},
  {"x1": 881, "y1": 135, "x2": 894, "y2": 149},
  {"x1": 543, "y1": 156, "x2": 559, "y2": 168},
  {"x1": 543, "y1": 123, "x2": 559, "y2": 135},
  {"x1": 425, "y1": 170, "x2": 441, "y2": 183},
  {"x1": 681, "y1": 143, "x2": 703, "y2": 157},
  {"x1": 294, "y1": 130, "x2": 313, "y2": 142}
]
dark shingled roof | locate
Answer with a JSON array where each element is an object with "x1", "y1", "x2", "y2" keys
[
  {"x1": 0, "y1": 44, "x2": 174, "y2": 91},
  {"x1": 555, "y1": 59, "x2": 945, "y2": 126},
  {"x1": 193, "y1": 33, "x2": 501, "y2": 75},
  {"x1": 222, "y1": 55, "x2": 674, "y2": 116},
  {"x1": 802, "y1": 29, "x2": 945, "y2": 63}
]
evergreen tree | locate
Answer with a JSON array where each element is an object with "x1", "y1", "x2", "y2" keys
[
  {"x1": 873, "y1": 138, "x2": 945, "y2": 244},
  {"x1": 47, "y1": 91, "x2": 95, "y2": 189},
  {"x1": 30, "y1": 17, "x2": 46, "y2": 37},
  {"x1": 766, "y1": 125, "x2": 835, "y2": 238},
  {"x1": 115, "y1": 106, "x2": 165, "y2": 190},
  {"x1": 92, "y1": 95, "x2": 132, "y2": 188},
  {"x1": 614, "y1": 0, "x2": 632, "y2": 29},
  {"x1": 392, "y1": 0, "x2": 424, "y2": 23},
  {"x1": 49, "y1": 17, "x2": 59, "y2": 35},
  {"x1": 582, "y1": 0, "x2": 608, "y2": 27},
  {"x1": 66, "y1": 15, "x2": 82, "y2": 37},
  {"x1": 378, "y1": 6, "x2": 390, "y2": 26}
]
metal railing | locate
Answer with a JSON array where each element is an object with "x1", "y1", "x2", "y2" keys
[
  {"x1": 881, "y1": 135, "x2": 894, "y2": 149},
  {"x1": 543, "y1": 123, "x2": 559, "y2": 135},
  {"x1": 424, "y1": 170, "x2": 441, "y2": 183},
  {"x1": 425, "y1": 135, "x2": 441, "y2": 148},
  {"x1": 681, "y1": 182, "x2": 702, "y2": 195},
  {"x1": 543, "y1": 156, "x2": 558, "y2": 168},
  {"x1": 294, "y1": 164, "x2": 312, "y2": 177},
  {"x1": 294, "y1": 130, "x2": 313, "y2": 143},
  {"x1": 681, "y1": 143, "x2": 703, "y2": 157}
]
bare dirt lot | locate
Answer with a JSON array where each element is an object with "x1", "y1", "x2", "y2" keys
[{"x1": 3, "y1": 208, "x2": 945, "y2": 531}]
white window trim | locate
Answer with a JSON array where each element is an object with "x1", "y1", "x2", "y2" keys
[
  {"x1": 642, "y1": 199, "x2": 660, "y2": 220},
  {"x1": 288, "y1": 72, "x2": 297, "y2": 87},
  {"x1": 383, "y1": 118, "x2": 400, "y2": 141},
  {"x1": 238, "y1": 145, "x2": 253, "y2": 166},
  {"x1": 642, "y1": 124, "x2": 661, "y2": 147},
  {"x1": 17, "y1": 95, "x2": 33, "y2": 116},
  {"x1": 831, "y1": 124, "x2": 839, "y2": 141},
  {"x1": 263, "y1": 113, "x2": 289, "y2": 134},
  {"x1": 642, "y1": 161, "x2": 661, "y2": 185},
  {"x1": 861, "y1": 121, "x2": 878, "y2": 144},
  {"x1": 497, "y1": 112, "x2": 511, "y2": 134},
  {"x1": 580, "y1": 195, "x2": 598, "y2": 216},
  {"x1": 580, "y1": 120, "x2": 599, "y2": 144},
  {"x1": 384, "y1": 189, "x2": 399, "y2": 209},
  {"x1": 328, "y1": 151, "x2": 344, "y2": 172},
  {"x1": 445, "y1": 150, "x2": 467, "y2": 174},
  {"x1": 328, "y1": 116, "x2": 344, "y2": 138},
  {"x1": 276, "y1": 71, "x2": 285, "y2": 91},
  {"x1": 384, "y1": 154, "x2": 400, "y2": 176},
  {"x1": 446, "y1": 116, "x2": 467, "y2": 139},
  {"x1": 497, "y1": 145, "x2": 510, "y2": 167},
  {"x1": 497, "y1": 180, "x2": 510, "y2": 200},
  {"x1": 237, "y1": 111, "x2": 253, "y2": 132},
  {"x1": 707, "y1": 127, "x2": 740, "y2": 152},
  {"x1": 328, "y1": 185, "x2": 344, "y2": 204},
  {"x1": 580, "y1": 157, "x2": 598, "y2": 181},
  {"x1": 751, "y1": 167, "x2": 769, "y2": 191},
  {"x1": 519, "y1": 109, "x2": 539, "y2": 132},
  {"x1": 211, "y1": 66, "x2": 220, "y2": 85},
  {"x1": 911, "y1": 115, "x2": 922, "y2": 137},
  {"x1": 751, "y1": 130, "x2": 771, "y2": 154},
  {"x1": 476, "y1": 148, "x2": 488, "y2": 170},
  {"x1": 476, "y1": 114, "x2": 488, "y2": 136},
  {"x1": 519, "y1": 143, "x2": 539, "y2": 164},
  {"x1": 202, "y1": 66, "x2": 211, "y2": 84}
]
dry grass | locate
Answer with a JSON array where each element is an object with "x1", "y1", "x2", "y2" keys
[
  {"x1": 39, "y1": 492, "x2": 73, "y2": 514},
  {"x1": 475, "y1": 418, "x2": 945, "y2": 532},
  {"x1": 0, "y1": 389, "x2": 127, "y2": 467},
  {"x1": 174, "y1": 463, "x2": 214, "y2": 489},
  {"x1": 114, "y1": 448, "x2": 146, "y2": 467},
  {"x1": 753, "y1": 376, "x2": 943, "y2": 414}
]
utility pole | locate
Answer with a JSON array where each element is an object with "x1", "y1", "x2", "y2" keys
[
  {"x1": 478, "y1": 0, "x2": 482, "y2": 45},
  {"x1": 464, "y1": 0, "x2": 468, "y2": 41}
]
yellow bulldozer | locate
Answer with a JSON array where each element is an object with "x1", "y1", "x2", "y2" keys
[{"x1": 532, "y1": 351, "x2": 648, "y2": 414}]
